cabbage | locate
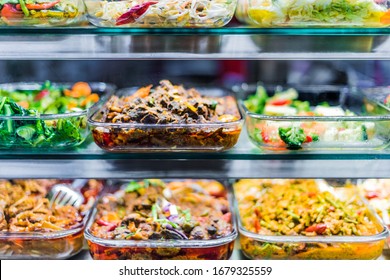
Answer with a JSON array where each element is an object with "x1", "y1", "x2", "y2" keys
[{"x1": 250, "y1": 0, "x2": 387, "y2": 25}]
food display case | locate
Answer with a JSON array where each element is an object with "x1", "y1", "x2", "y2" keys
[{"x1": 0, "y1": 21, "x2": 390, "y2": 262}]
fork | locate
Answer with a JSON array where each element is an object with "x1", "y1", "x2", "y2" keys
[{"x1": 47, "y1": 179, "x2": 88, "y2": 208}]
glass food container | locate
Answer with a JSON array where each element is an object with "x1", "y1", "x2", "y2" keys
[
  {"x1": 0, "y1": 82, "x2": 115, "y2": 150},
  {"x1": 84, "y1": 179, "x2": 237, "y2": 260},
  {"x1": 84, "y1": 0, "x2": 238, "y2": 27},
  {"x1": 243, "y1": 0, "x2": 390, "y2": 27},
  {"x1": 235, "y1": 84, "x2": 390, "y2": 151},
  {"x1": 88, "y1": 87, "x2": 243, "y2": 152},
  {"x1": 235, "y1": 0, "x2": 255, "y2": 25},
  {"x1": 0, "y1": 179, "x2": 104, "y2": 259},
  {"x1": 358, "y1": 179, "x2": 390, "y2": 249},
  {"x1": 0, "y1": 0, "x2": 86, "y2": 26},
  {"x1": 233, "y1": 179, "x2": 389, "y2": 260}
]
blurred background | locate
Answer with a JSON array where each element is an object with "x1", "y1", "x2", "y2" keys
[{"x1": 0, "y1": 61, "x2": 389, "y2": 88}]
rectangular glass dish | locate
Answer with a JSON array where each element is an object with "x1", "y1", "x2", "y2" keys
[
  {"x1": 233, "y1": 179, "x2": 389, "y2": 260},
  {"x1": 0, "y1": 82, "x2": 115, "y2": 150},
  {"x1": 84, "y1": 179, "x2": 237, "y2": 260},
  {"x1": 88, "y1": 86, "x2": 243, "y2": 152},
  {"x1": 240, "y1": 0, "x2": 390, "y2": 27},
  {"x1": 0, "y1": 0, "x2": 86, "y2": 27},
  {"x1": 358, "y1": 179, "x2": 390, "y2": 249},
  {"x1": 0, "y1": 179, "x2": 104, "y2": 259},
  {"x1": 235, "y1": 84, "x2": 390, "y2": 151},
  {"x1": 84, "y1": 0, "x2": 237, "y2": 27}
]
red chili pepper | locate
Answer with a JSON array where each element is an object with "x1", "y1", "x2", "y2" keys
[
  {"x1": 1, "y1": 4, "x2": 23, "y2": 19},
  {"x1": 268, "y1": 99, "x2": 291, "y2": 106},
  {"x1": 365, "y1": 191, "x2": 379, "y2": 199},
  {"x1": 116, "y1": 1, "x2": 157, "y2": 26},
  {"x1": 34, "y1": 90, "x2": 49, "y2": 101},
  {"x1": 306, "y1": 223, "x2": 327, "y2": 234},
  {"x1": 16, "y1": 0, "x2": 60, "y2": 11},
  {"x1": 96, "y1": 219, "x2": 117, "y2": 231},
  {"x1": 254, "y1": 220, "x2": 261, "y2": 232}
]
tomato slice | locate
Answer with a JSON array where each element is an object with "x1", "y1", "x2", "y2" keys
[
  {"x1": 268, "y1": 99, "x2": 291, "y2": 106},
  {"x1": 34, "y1": 90, "x2": 49, "y2": 101},
  {"x1": 365, "y1": 191, "x2": 379, "y2": 199},
  {"x1": 1, "y1": 4, "x2": 23, "y2": 19}
]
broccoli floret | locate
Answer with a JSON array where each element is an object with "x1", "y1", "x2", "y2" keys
[
  {"x1": 311, "y1": 133, "x2": 320, "y2": 142},
  {"x1": 278, "y1": 126, "x2": 306, "y2": 150},
  {"x1": 244, "y1": 86, "x2": 268, "y2": 114}
]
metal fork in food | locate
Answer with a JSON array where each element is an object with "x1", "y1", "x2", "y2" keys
[{"x1": 48, "y1": 179, "x2": 87, "y2": 208}]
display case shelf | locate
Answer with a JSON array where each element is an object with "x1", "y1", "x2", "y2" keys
[
  {"x1": 1, "y1": 27, "x2": 390, "y2": 59},
  {"x1": 1, "y1": 133, "x2": 389, "y2": 178}
]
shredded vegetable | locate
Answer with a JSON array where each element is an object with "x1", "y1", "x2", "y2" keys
[
  {"x1": 85, "y1": 0, "x2": 236, "y2": 27},
  {"x1": 247, "y1": 0, "x2": 390, "y2": 27}
]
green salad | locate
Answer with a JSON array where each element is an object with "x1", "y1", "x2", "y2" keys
[
  {"x1": 0, "y1": 81, "x2": 99, "y2": 149},
  {"x1": 248, "y1": 0, "x2": 390, "y2": 27},
  {"x1": 0, "y1": 0, "x2": 82, "y2": 26},
  {"x1": 244, "y1": 86, "x2": 375, "y2": 150}
]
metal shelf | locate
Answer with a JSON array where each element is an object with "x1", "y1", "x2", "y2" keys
[{"x1": 1, "y1": 27, "x2": 390, "y2": 59}]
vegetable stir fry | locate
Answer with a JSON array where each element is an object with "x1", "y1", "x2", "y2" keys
[
  {"x1": 244, "y1": 86, "x2": 375, "y2": 150},
  {"x1": 0, "y1": 81, "x2": 99, "y2": 149},
  {"x1": 91, "y1": 180, "x2": 232, "y2": 241},
  {"x1": 91, "y1": 80, "x2": 242, "y2": 151},
  {"x1": 247, "y1": 0, "x2": 390, "y2": 27},
  {"x1": 234, "y1": 179, "x2": 386, "y2": 259},
  {"x1": 0, "y1": 0, "x2": 83, "y2": 25},
  {"x1": 85, "y1": 0, "x2": 237, "y2": 27},
  {"x1": 235, "y1": 179, "x2": 378, "y2": 236}
]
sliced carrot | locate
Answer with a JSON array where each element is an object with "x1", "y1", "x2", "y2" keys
[
  {"x1": 17, "y1": 100, "x2": 29, "y2": 109},
  {"x1": 63, "y1": 88, "x2": 72, "y2": 97},
  {"x1": 80, "y1": 93, "x2": 100, "y2": 107},
  {"x1": 72, "y1": 82, "x2": 92, "y2": 97},
  {"x1": 131, "y1": 85, "x2": 152, "y2": 99}
]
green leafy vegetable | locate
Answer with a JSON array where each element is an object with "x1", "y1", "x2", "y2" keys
[
  {"x1": 125, "y1": 181, "x2": 144, "y2": 193},
  {"x1": 0, "y1": 82, "x2": 98, "y2": 149},
  {"x1": 16, "y1": 125, "x2": 36, "y2": 141},
  {"x1": 244, "y1": 86, "x2": 268, "y2": 114}
]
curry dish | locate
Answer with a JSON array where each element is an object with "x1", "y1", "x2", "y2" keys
[
  {"x1": 90, "y1": 80, "x2": 242, "y2": 151},
  {"x1": 0, "y1": 179, "x2": 103, "y2": 259},
  {"x1": 87, "y1": 179, "x2": 235, "y2": 260}
]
